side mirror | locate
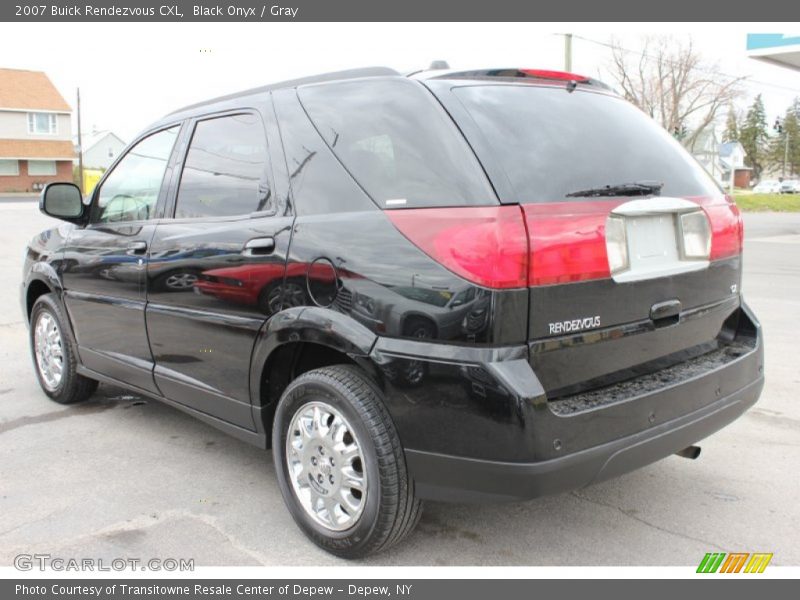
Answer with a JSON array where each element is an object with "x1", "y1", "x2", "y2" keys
[{"x1": 40, "y1": 183, "x2": 85, "y2": 222}]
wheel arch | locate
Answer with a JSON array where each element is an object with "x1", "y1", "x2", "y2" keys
[
  {"x1": 249, "y1": 306, "x2": 381, "y2": 446},
  {"x1": 24, "y1": 262, "x2": 63, "y2": 322}
]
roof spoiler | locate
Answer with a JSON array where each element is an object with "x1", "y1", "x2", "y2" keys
[{"x1": 424, "y1": 68, "x2": 613, "y2": 91}]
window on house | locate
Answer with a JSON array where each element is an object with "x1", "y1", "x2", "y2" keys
[
  {"x1": 27, "y1": 160, "x2": 57, "y2": 176},
  {"x1": 27, "y1": 113, "x2": 58, "y2": 135},
  {"x1": 0, "y1": 159, "x2": 19, "y2": 176}
]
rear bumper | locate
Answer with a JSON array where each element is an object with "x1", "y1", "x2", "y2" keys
[
  {"x1": 406, "y1": 375, "x2": 762, "y2": 502},
  {"x1": 377, "y1": 304, "x2": 764, "y2": 503}
]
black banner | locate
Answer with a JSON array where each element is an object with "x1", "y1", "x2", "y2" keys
[
  {"x1": 4, "y1": 579, "x2": 799, "y2": 600},
  {"x1": 1, "y1": 0, "x2": 799, "y2": 22}
]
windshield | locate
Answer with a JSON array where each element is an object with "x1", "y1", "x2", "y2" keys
[{"x1": 451, "y1": 84, "x2": 721, "y2": 203}]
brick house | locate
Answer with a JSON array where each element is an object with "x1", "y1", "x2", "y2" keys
[{"x1": 0, "y1": 68, "x2": 74, "y2": 192}]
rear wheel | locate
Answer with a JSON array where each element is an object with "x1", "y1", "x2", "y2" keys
[
  {"x1": 272, "y1": 365, "x2": 421, "y2": 558},
  {"x1": 29, "y1": 293, "x2": 98, "y2": 404}
]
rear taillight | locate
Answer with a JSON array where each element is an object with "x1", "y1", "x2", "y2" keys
[
  {"x1": 386, "y1": 206, "x2": 529, "y2": 289},
  {"x1": 522, "y1": 202, "x2": 615, "y2": 286},
  {"x1": 679, "y1": 211, "x2": 712, "y2": 259},
  {"x1": 702, "y1": 196, "x2": 743, "y2": 260},
  {"x1": 605, "y1": 216, "x2": 629, "y2": 274},
  {"x1": 387, "y1": 197, "x2": 741, "y2": 291}
]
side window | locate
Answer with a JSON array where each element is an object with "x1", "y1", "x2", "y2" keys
[
  {"x1": 175, "y1": 113, "x2": 271, "y2": 219},
  {"x1": 298, "y1": 78, "x2": 496, "y2": 208},
  {"x1": 94, "y1": 126, "x2": 179, "y2": 223}
]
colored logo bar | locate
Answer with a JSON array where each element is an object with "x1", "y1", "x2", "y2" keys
[{"x1": 697, "y1": 552, "x2": 773, "y2": 573}]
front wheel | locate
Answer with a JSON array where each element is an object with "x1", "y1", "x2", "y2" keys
[
  {"x1": 29, "y1": 293, "x2": 98, "y2": 404},
  {"x1": 272, "y1": 365, "x2": 421, "y2": 558}
]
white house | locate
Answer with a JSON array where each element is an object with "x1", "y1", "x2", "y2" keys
[
  {"x1": 692, "y1": 133, "x2": 751, "y2": 187},
  {"x1": 75, "y1": 129, "x2": 126, "y2": 170}
]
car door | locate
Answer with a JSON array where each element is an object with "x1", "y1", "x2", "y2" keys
[
  {"x1": 145, "y1": 109, "x2": 292, "y2": 429},
  {"x1": 61, "y1": 125, "x2": 182, "y2": 393}
]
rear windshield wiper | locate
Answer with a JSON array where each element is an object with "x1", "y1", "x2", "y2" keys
[{"x1": 565, "y1": 181, "x2": 664, "y2": 198}]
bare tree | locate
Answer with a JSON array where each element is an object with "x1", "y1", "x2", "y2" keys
[{"x1": 608, "y1": 36, "x2": 745, "y2": 151}]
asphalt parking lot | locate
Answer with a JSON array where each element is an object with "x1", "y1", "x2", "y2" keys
[{"x1": 1, "y1": 200, "x2": 798, "y2": 567}]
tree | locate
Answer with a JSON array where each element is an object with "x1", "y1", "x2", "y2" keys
[
  {"x1": 770, "y1": 98, "x2": 800, "y2": 178},
  {"x1": 723, "y1": 107, "x2": 739, "y2": 142},
  {"x1": 608, "y1": 35, "x2": 745, "y2": 152},
  {"x1": 739, "y1": 95, "x2": 769, "y2": 180}
]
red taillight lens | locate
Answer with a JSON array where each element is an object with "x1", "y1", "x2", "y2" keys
[
  {"x1": 702, "y1": 196, "x2": 743, "y2": 260},
  {"x1": 388, "y1": 197, "x2": 741, "y2": 291},
  {"x1": 521, "y1": 202, "x2": 616, "y2": 286},
  {"x1": 386, "y1": 206, "x2": 529, "y2": 289}
]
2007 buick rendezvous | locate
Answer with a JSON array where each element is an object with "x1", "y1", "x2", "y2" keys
[{"x1": 22, "y1": 67, "x2": 764, "y2": 558}]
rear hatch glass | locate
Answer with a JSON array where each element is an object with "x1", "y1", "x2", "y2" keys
[{"x1": 449, "y1": 83, "x2": 721, "y2": 204}]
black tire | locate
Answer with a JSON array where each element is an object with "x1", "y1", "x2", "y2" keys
[
  {"x1": 29, "y1": 293, "x2": 98, "y2": 404},
  {"x1": 272, "y1": 365, "x2": 422, "y2": 558}
]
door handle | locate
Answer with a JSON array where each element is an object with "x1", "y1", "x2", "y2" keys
[
  {"x1": 650, "y1": 299, "x2": 681, "y2": 327},
  {"x1": 127, "y1": 241, "x2": 148, "y2": 255},
  {"x1": 243, "y1": 237, "x2": 275, "y2": 256}
]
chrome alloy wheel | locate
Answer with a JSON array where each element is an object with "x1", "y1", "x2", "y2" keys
[
  {"x1": 34, "y1": 311, "x2": 64, "y2": 391},
  {"x1": 165, "y1": 272, "x2": 198, "y2": 289},
  {"x1": 286, "y1": 401, "x2": 367, "y2": 531}
]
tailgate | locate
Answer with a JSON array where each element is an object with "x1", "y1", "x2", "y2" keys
[
  {"x1": 524, "y1": 197, "x2": 743, "y2": 395},
  {"x1": 433, "y1": 80, "x2": 745, "y2": 396}
]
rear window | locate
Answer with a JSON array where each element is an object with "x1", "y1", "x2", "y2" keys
[
  {"x1": 451, "y1": 84, "x2": 721, "y2": 203},
  {"x1": 298, "y1": 78, "x2": 496, "y2": 208}
]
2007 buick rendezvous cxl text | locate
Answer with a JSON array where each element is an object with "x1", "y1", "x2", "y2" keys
[{"x1": 22, "y1": 66, "x2": 764, "y2": 558}]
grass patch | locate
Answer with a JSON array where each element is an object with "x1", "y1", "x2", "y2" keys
[{"x1": 733, "y1": 193, "x2": 800, "y2": 212}]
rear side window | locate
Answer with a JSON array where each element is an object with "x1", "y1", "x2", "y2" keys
[
  {"x1": 451, "y1": 85, "x2": 721, "y2": 203},
  {"x1": 298, "y1": 78, "x2": 496, "y2": 208},
  {"x1": 175, "y1": 113, "x2": 271, "y2": 219}
]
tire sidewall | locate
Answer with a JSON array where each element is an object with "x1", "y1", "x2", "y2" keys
[
  {"x1": 29, "y1": 294, "x2": 75, "y2": 401},
  {"x1": 272, "y1": 375, "x2": 382, "y2": 554}
]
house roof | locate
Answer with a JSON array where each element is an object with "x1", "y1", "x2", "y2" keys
[
  {"x1": 75, "y1": 130, "x2": 126, "y2": 152},
  {"x1": 0, "y1": 68, "x2": 71, "y2": 112},
  {"x1": 0, "y1": 139, "x2": 75, "y2": 159},
  {"x1": 719, "y1": 141, "x2": 745, "y2": 157}
]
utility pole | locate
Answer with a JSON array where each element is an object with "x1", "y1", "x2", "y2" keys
[
  {"x1": 76, "y1": 87, "x2": 84, "y2": 193},
  {"x1": 564, "y1": 34, "x2": 573, "y2": 72},
  {"x1": 783, "y1": 131, "x2": 790, "y2": 179},
  {"x1": 774, "y1": 116, "x2": 791, "y2": 179}
]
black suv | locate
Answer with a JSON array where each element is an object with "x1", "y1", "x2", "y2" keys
[{"x1": 23, "y1": 67, "x2": 764, "y2": 558}]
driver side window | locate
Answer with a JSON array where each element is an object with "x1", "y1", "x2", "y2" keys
[{"x1": 94, "y1": 126, "x2": 179, "y2": 223}]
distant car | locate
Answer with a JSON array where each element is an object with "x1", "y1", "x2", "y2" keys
[
  {"x1": 752, "y1": 180, "x2": 782, "y2": 194},
  {"x1": 780, "y1": 180, "x2": 800, "y2": 194}
]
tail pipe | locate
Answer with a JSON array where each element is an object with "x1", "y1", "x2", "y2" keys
[{"x1": 675, "y1": 445, "x2": 702, "y2": 459}]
